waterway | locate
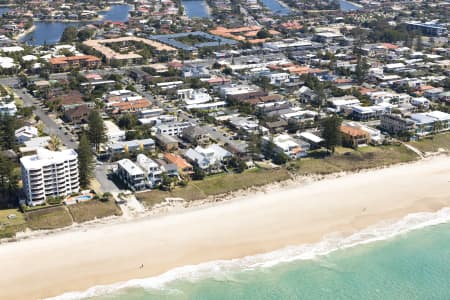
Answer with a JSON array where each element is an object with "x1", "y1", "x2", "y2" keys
[
  {"x1": 260, "y1": 0, "x2": 291, "y2": 15},
  {"x1": 340, "y1": 0, "x2": 362, "y2": 11},
  {"x1": 0, "y1": 7, "x2": 10, "y2": 15},
  {"x1": 20, "y1": 4, "x2": 131, "y2": 46},
  {"x1": 182, "y1": 0, "x2": 210, "y2": 18}
]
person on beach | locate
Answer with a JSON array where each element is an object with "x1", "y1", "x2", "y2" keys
[{"x1": 140, "y1": 264, "x2": 144, "y2": 269}]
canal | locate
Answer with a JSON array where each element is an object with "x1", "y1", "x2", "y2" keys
[
  {"x1": 20, "y1": 4, "x2": 132, "y2": 46},
  {"x1": 260, "y1": 0, "x2": 290, "y2": 15},
  {"x1": 182, "y1": 0, "x2": 210, "y2": 18}
]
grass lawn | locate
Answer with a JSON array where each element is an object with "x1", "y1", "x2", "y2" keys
[
  {"x1": 0, "y1": 208, "x2": 27, "y2": 239},
  {"x1": 291, "y1": 145, "x2": 419, "y2": 175},
  {"x1": 67, "y1": 200, "x2": 122, "y2": 223},
  {"x1": 25, "y1": 206, "x2": 73, "y2": 230},
  {"x1": 408, "y1": 132, "x2": 450, "y2": 153},
  {"x1": 136, "y1": 168, "x2": 292, "y2": 208}
]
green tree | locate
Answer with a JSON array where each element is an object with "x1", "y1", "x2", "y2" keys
[
  {"x1": 256, "y1": 29, "x2": 272, "y2": 39},
  {"x1": 77, "y1": 133, "x2": 94, "y2": 189},
  {"x1": 87, "y1": 110, "x2": 106, "y2": 152},
  {"x1": 321, "y1": 115, "x2": 342, "y2": 154},
  {"x1": 354, "y1": 55, "x2": 370, "y2": 84},
  {"x1": 247, "y1": 133, "x2": 262, "y2": 160},
  {"x1": 77, "y1": 29, "x2": 94, "y2": 42},
  {"x1": 48, "y1": 135, "x2": 61, "y2": 151},
  {"x1": 0, "y1": 114, "x2": 17, "y2": 151},
  {"x1": 60, "y1": 26, "x2": 78, "y2": 43},
  {"x1": 192, "y1": 164, "x2": 205, "y2": 180},
  {"x1": 272, "y1": 152, "x2": 289, "y2": 165},
  {"x1": 0, "y1": 152, "x2": 19, "y2": 198}
]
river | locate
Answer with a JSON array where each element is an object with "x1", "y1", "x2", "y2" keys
[{"x1": 20, "y1": 4, "x2": 131, "y2": 46}]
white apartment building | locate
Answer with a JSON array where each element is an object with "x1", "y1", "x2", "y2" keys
[
  {"x1": 154, "y1": 121, "x2": 193, "y2": 136},
  {"x1": 20, "y1": 148, "x2": 79, "y2": 206}
]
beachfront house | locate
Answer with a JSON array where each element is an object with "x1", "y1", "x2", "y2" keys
[
  {"x1": 116, "y1": 159, "x2": 146, "y2": 191},
  {"x1": 183, "y1": 144, "x2": 232, "y2": 173},
  {"x1": 136, "y1": 154, "x2": 163, "y2": 188}
]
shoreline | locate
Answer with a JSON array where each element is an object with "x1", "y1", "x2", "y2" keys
[
  {"x1": 13, "y1": 25, "x2": 36, "y2": 41},
  {"x1": 1, "y1": 155, "x2": 450, "y2": 299}
]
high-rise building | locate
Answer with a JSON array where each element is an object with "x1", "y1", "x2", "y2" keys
[{"x1": 20, "y1": 148, "x2": 79, "y2": 206}]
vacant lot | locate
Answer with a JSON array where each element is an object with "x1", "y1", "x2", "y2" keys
[
  {"x1": 68, "y1": 200, "x2": 122, "y2": 223},
  {"x1": 0, "y1": 209, "x2": 27, "y2": 239},
  {"x1": 408, "y1": 132, "x2": 450, "y2": 153},
  {"x1": 194, "y1": 168, "x2": 291, "y2": 195},
  {"x1": 137, "y1": 168, "x2": 291, "y2": 208},
  {"x1": 291, "y1": 145, "x2": 419, "y2": 175},
  {"x1": 25, "y1": 206, "x2": 73, "y2": 230}
]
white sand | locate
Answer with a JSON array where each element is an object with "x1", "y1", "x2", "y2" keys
[{"x1": 1, "y1": 156, "x2": 449, "y2": 299}]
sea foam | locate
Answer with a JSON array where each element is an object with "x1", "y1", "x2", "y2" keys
[{"x1": 48, "y1": 207, "x2": 450, "y2": 300}]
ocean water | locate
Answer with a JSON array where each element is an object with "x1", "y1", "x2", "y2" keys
[{"x1": 52, "y1": 208, "x2": 450, "y2": 300}]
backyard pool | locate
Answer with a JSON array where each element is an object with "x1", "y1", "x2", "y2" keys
[{"x1": 76, "y1": 195, "x2": 93, "y2": 201}]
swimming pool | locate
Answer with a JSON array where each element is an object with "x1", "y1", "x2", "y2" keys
[{"x1": 76, "y1": 195, "x2": 92, "y2": 201}]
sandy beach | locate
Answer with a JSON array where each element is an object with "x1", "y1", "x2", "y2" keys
[{"x1": 1, "y1": 156, "x2": 450, "y2": 299}]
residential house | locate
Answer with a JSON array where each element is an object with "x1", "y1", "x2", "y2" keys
[
  {"x1": 380, "y1": 114, "x2": 415, "y2": 136},
  {"x1": 136, "y1": 154, "x2": 163, "y2": 188},
  {"x1": 15, "y1": 126, "x2": 38, "y2": 144},
  {"x1": 154, "y1": 134, "x2": 179, "y2": 151},
  {"x1": 154, "y1": 122, "x2": 193, "y2": 136},
  {"x1": 340, "y1": 124, "x2": 371, "y2": 148},
  {"x1": 108, "y1": 139, "x2": 156, "y2": 155},
  {"x1": 263, "y1": 134, "x2": 310, "y2": 159},
  {"x1": 116, "y1": 159, "x2": 146, "y2": 191},
  {"x1": 182, "y1": 126, "x2": 211, "y2": 145},
  {"x1": 105, "y1": 120, "x2": 126, "y2": 143},
  {"x1": 183, "y1": 144, "x2": 232, "y2": 173},
  {"x1": 64, "y1": 104, "x2": 91, "y2": 124},
  {"x1": 164, "y1": 153, "x2": 193, "y2": 175}
]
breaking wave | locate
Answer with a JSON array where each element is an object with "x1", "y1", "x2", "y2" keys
[{"x1": 48, "y1": 207, "x2": 450, "y2": 300}]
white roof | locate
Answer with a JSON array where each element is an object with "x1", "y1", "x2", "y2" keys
[
  {"x1": 426, "y1": 111, "x2": 450, "y2": 121},
  {"x1": 22, "y1": 55, "x2": 38, "y2": 62},
  {"x1": 20, "y1": 148, "x2": 77, "y2": 170},
  {"x1": 299, "y1": 132, "x2": 324, "y2": 144},
  {"x1": 0, "y1": 56, "x2": 15, "y2": 68},
  {"x1": 117, "y1": 159, "x2": 144, "y2": 176},
  {"x1": 1, "y1": 46, "x2": 24, "y2": 53}
]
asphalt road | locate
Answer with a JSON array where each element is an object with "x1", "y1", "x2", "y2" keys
[
  {"x1": 16, "y1": 86, "x2": 79, "y2": 149},
  {"x1": 1, "y1": 77, "x2": 121, "y2": 192}
]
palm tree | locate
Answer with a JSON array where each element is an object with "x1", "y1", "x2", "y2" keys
[{"x1": 48, "y1": 135, "x2": 61, "y2": 151}]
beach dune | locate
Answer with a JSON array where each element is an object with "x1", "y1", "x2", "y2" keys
[{"x1": 1, "y1": 156, "x2": 450, "y2": 299}]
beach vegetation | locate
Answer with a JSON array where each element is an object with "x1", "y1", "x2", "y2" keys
[
  {"x1": 408, "y1": 132, "x2": 450, "y2": 153},
  {"x1": 137, "y1": 168, "x2": 291, "y2": 208},
  {"x1": 67, "y1": 200, "x2": 122, "y2": 223},
  {"x1": 0, "y1": 208, "x2": 26, "y2": 239},
  {"x1": 292, "y1": 145, "x2": 418, "y2": 175},
  {"x1": 25, "y1": 206, "x2": 73, "y2": 230}
]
